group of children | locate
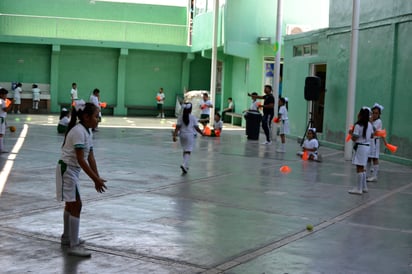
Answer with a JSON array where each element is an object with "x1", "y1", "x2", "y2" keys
[
  {"x1": 347, "y1": 103, "x2": 385, "y2": 195},
  {"x1": 51, "y1": 82, "x2": 386, "y2": 257}
]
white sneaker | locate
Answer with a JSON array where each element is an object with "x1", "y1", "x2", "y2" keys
[
  {"x1": 348, "y1": 188, "x2": 362, "y2": 195},
  {"x1": 362, "y1": 189, "x2": 368, "y2": 193},
  {"x1": 366, "y1": 176, "x2": 377, "y2": 182},
  {"x1": 261, "y1": 141, "x2": 272, "y2": 145},
  {"x1": 156, "y1": 114, "x2": 161, "y2": 118},
  {"x1": 68, "y1": 246, "x2": 91, "y2": 257},
  {"x1": 276, "y1": 148, "x2": 285, "y2": 153}
]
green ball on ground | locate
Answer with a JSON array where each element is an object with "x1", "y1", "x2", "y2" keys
[{"x1": 306, "y1": 224, "x2": 314, "y2": 231}]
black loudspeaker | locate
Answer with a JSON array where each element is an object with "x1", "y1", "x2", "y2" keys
[{"x1": 304, "y1": 76, "x2": 321, "y2": 101}]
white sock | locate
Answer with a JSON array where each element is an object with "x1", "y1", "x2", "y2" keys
[
  {"x1": 373, "y1": 164, "x2": 379, "y2": 178},
  {"x1": 69, "y1": 215, "x2": 80, "y2": 247},
  {"x1": 62, "y1": 211, "x2": 70, "y2": 238},
  {"x1": 183, "y1": 153, "x2": 190, "y2": 167},
  {"x1": 366, "y1": 161, "x2": 372, "y2": 175},
  {"x1": 362, "y1": 172, "x2": 368, "y2": 191},
  {"x1": 357, "y1": 172, "x2": 363, "y2": 192}
]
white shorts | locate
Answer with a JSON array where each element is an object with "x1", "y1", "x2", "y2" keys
[
  {"x1": 56, "y1": 161, "x2": 81, "y2": 202},
  {"x1": 179, "y1": 132, "x2": 196, "y2": 152},
  {"x1": 279, "y1": 120, "x2": 290, "y2": 135},
  {"x1": 368, "y1": 138, "x2": 380, "y2": 158},
  {"x1": 14, "y1": 98, "x2": 21, "y2": 105},
  {"x1": 352, "y1": 144, "x2": 370, "y2": 166}
]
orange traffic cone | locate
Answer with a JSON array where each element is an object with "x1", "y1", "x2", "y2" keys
[
  {"x1": 385, "y1": 143, "x2": 398, "y2": 153},
  {"x1": 302, "y1": 150, "x2": 309, "y2": 161},
  {"x1": 374, "y1": 129, "x2": 386, "y2": 138},
  {"x1": 203, "y1": 126, "x2": 211, "y2": 136}
]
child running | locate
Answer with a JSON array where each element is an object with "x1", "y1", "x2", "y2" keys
[
  {"x1": 366, "y1": 103, "x2": 385, "y2": 182},
  {"x1": 348, "y1": 107, "x2": 373, "y2": 195},
  {"x1": 56, "y1": 100, "x2": 107, "y2": 257},
  {"x1": 172, "y1": 102, "x2": 204, "y2": 174},
  {"x1": 297, "y1": 128, "x2": 320, "y2": 161},
  {"x1": 276, "y1": 97, "x2": 289, "y2": 152}
]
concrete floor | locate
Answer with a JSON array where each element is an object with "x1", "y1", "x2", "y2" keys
[{"x1": 0, "y1": 114, "x2": 411, "y2": 274}]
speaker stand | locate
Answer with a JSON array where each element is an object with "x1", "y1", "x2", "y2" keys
[{"x1": 300, "y1": 102, "x2": 314, "y2": 147}]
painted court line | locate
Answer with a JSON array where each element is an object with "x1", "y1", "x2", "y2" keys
[{"x1": 0, "y1": 124, "x2": 28, "y2": 195}]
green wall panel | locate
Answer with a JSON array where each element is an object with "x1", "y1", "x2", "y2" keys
[
  {"x1": 0, "y1": 43, "x2": 50, "y2": 84},
  {"x1": 188, "y1": 55, "x2": 211, "y2": 91},
  {"x1": 58, "y1": 46, "x2": 118, "y2": 105},
  {"x1": 125, "y1": 50, "x2": 183, "y2": 107}
]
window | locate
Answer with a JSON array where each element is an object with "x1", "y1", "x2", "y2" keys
[{"x1": 293, "y1": 43, "x2": 318, "y2": 57}]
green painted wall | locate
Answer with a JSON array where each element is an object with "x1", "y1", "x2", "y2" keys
[
  {"x1": 284, "y1": 2, "x2": 412, "y2": 162},
  {"x1": 58, "y1": 46, "x2": 118, "y2": 104},
  {"x1": 329, "y1": 0, "x2": 412, "y2": 28},
  {"x1": 0, "y1": 43, "x2": 50, "y2": 84},
  {"x1": 0, "y1": 0, "x2": 188, "y2": 46}
]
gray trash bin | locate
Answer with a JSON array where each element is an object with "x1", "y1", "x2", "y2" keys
[{"x1": 245, "y1": 111, "x2": 262, "y2": 140}]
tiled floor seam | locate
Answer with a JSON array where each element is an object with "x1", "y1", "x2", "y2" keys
[{"x1": 201, "y1": 181, "x2": 412, "y2": 273}]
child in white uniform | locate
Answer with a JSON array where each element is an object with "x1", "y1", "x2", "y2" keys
[
  {"x1": 366, "y1": 103, "x2": 384, "y2": 182},
  {"x1": 276, "y1": 97, "x2": 289, "y2": 152},
  {"x1": 57, "y1": 108, "x2": 70, "y2": 134},
  {"x1": 0, "y1": 88, "x2": 12, "y2": 153},
  {"x1": 297, "y1": 128, "x2": 319, "y2": 161},
  {"x1": 156, "y1": 87, "x2": 166, "y2": 118},
  {"x1": 56, "y1": 100, "x2": 107, "y2": 257},
  {"x1": 199, "y1": 93, "x2": 213, "y2": 127},
  {"x1": 13, "y1": 83, "x2": 22, "y2": 114},
  {"x1": 32, "y1": 84, "x2": 41, "y2": 110},
  {"x1": 173, "y1": 103, "x2": 204, "y2": 173},
  {"x1": 211, "y1": 112, "x2": 223, "y2": 137},
  {"x1": 348, "y1": 107, "x2": 373, "y2": 195}
]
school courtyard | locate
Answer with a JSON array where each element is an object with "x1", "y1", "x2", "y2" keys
[{"x1": 0, "y1": 114, "x2": 411, "y2": 273}]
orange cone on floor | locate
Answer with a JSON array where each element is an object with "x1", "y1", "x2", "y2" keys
[
  {"x1": 302, "y1": 150, "x2": 309, "y2": 161},
  {"x1": 203, "y1": 126, "x2": 211, "y2": 136},
  {"x1": 279, "y1": 165, "x2": 291, "y2": 174}
]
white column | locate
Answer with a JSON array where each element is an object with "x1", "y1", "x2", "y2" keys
[
  {"x1": 273, "y1": 0, "x2": 283, "y2": 112},
  {"x1": 344, "y1": 0, "x2": 360, "y2": 160},
  {"x1": 209, "y1": 0, "x2": 219, "y2": 121}
]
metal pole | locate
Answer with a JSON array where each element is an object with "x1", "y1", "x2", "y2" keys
[
  {"x1": 273, "y1": 0, "x2": 283, "y2": 112},
  {"x1": 209, "y1": 0, "x2": 219, "y2": 122},
  {"x1": 344, "y1": 0, "x2": 360, "y2": 160}
]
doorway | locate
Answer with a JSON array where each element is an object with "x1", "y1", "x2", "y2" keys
[{"x1": 309, "y1": 64, "x2": 326, "y2": 133}]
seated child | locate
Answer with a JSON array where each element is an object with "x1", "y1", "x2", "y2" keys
[
  {"x1": 57, "y1": 108, "x2": 70, "y2": 134},
  {"x1": 204, "y1": 113, "x2": 223, "y2": 137},
  {"x1": 297, "y1": 128, "x2": 321, "y2": 161},
  {"x1": 212, "y1": 112, "x2": 223, "y2": 136}
]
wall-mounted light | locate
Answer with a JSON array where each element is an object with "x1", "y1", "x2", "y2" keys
[{"x1": 257, "y1": 37, "x2": 271, "y2": 44}]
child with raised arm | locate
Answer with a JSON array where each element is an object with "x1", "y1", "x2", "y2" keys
[
  {"x1": 173, "y1": 102, "x2": 204, "y2": 174},
  {"x1": 56, "y1": 100, "x2": 107, "y2": 257}
]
